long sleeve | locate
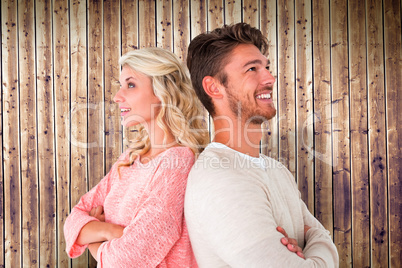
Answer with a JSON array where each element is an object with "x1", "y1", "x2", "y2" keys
[
  {"x1": 185, "y1": 147, "x2": 339, "y2": 268},
  {"x1": 96, "y1": 148, "x2": 195, "y2": 268},
  {"x1": 300, "y1": 198, "x2": 339, "y2": 266},
  {"x1": 64, "y1": 169, "x2": 115, "y2": 258}
]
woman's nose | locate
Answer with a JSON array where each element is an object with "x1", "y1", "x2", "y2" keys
[{"x1": 113, "y1": 88, "x2": 124, "y2": 103}]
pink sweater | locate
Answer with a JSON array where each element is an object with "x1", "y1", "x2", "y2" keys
[{"x1": 64, "y1": 147, "x2": 198, "y2": 268}]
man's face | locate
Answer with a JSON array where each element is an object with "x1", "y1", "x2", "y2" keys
[{"x1": 219, "y1": 43, "x2": 276, "y2": 125}]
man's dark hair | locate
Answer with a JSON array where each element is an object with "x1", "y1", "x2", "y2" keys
[{"x1": 187, "y1": 23, "x2": 268, "y2": 116}]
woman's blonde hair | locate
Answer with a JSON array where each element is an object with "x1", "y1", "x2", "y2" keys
[{"x1": 117, "y1": 47, "x2": 209, "y2": 170}]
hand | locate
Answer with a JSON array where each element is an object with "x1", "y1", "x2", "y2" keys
[
  {"x1": 277, "y1": 226, "x2": 305, "y2": 259},
  {"x1": 89, "y1": 205, "x2": 105, "y2": 222}
]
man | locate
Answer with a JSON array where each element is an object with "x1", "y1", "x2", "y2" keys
[{"x1": 185, "y1": 23, "x2": 339, "y2": 267}]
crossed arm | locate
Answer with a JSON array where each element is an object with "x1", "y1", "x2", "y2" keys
[
  {"x1": 81, "y1": 206, "x2": 305, "y2": 261},
  {"x1": 76, "y1": 205, "x2": 124, "y2": 260},
  {"x1": 277, "y1": 225, "x2": 312, "y2": 259}
]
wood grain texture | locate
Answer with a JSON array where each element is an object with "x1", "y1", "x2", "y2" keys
[
  {"x1": 312, "y1": 0, "x2": 333, "y2": 237},
  {"x1": 173, "y1": 0, "x2": 190, "y2": 61},
  {"x1": 139, "y1": 0, "x2": 156, "y2": 47},
  {"x1": 18, "y1": 0, "x2": 39, "y2": 266},
  {"x1": 225, "y1": 0, "x2": 241, "y2": 25},
  {"x1": 121, "y1": 0, "x2": 139, "y2": 150},
  {"x1": 331, "y1": 0, "x2": 352, "y2": 265},
  {"x1": 260, "y1": 0, "x2": 278, "y2": 160},
  {"x1": 242, "y1": 0, "x2": 258, "y2": 27},
  {"x1": 0, "y1": 2, "x2": 3, "y2": 266},
  {"x1": 70, "y1": 0, "x2": 88, "y2": 266},
  {"x1": 87, "y1": 1, "x2": 104, "y2": 266},
  {"x1": 384, "y1": 0, "x2": 402, "y2": 266},
  {"x1": 104, "y1": 0, "x2": 121, "y2": 172},
  {"x1": 208, "y1": 0, "x2": 224, "y2": 30},
  {"x1": 278, "y1": 0, "x2": 296, "y2": 177},
  {"x1": 2, "y1": 0, "x2": 21, "y2": 267},
  {"x1": 367, "y1": 2, "x2": 388, "y2": 267},
  {"x1": 0, "y1": 1, "x2": 400, "y2": 267},
  {"x1": 52, "y1": 0, "x2": 71, "y2": 266},
  {"x1": 295, "y1": 0, "x2": 314, "y2": 212},
  {"x1": 157, "y1": 0, "x2": 173, "y2": 50},
  {"x1": 349, "y1": 0, "x2": 370, "y2": 266},
  {"x1": 36, "y1": 0, "x2": 57, "y2": 266}
]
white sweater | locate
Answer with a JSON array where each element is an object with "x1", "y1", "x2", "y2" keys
[{"x1": 185, "y1": 143, "x2": 339, "y2": 268}]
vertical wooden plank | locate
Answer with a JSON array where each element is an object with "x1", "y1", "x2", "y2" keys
[
  {"x1": 139, "y1": 0, "x2": 156, "y2": 47},
  {"x1": 36, "y1": 1, "x2": 57, "y2": 266},
  {"x1": 260, "y1": 0, "x2": 278, "y2": 160},
  {"x1": 157, "y1": 0, "x2": 173, "y2": 50},
  {"x1": 295, "y1": 0, "x2": 314, "y2": 212},
  {"x1": 70, "y1": 0, "x2": 88, "y2": 266},
  {"x1": 208, "y1": 0, "x2": 224, "y2": 30},
  {"x1": 384, "y1": 0, "x2": 402, "y2": 266},
  {"x1": 173, "y1": 0, "x2": 190, "y2": 60},
  {"x1": 18, "y1": 0, "x2": 39, "y2": 266},
  {"x1": 277, "y1": 0, "x2": 296, "y2": 177},
  {"x1": 88, "y1": 1, "x2": 104, "y2": 266},
  {"x1": 121, "y1": 0, "x2": 139, "y2": 150},
  {"x1": 104, "y1": 0, "x2": 121, "y2": 172},
  {"x1": 2, "y1": 0, "x2": 21, "y2": 267},
  {"x1": 190, "y1": 0, "x2": 207, "y2": 37},
  {"x1": 0, "y1": 5, "x2": 4, "y2": 268},
  {"x1": 87, "y1": 0, "x2": 104, "y2": 197},
  {"x1": 225, "y1": 0, "x2": 241, "y2": 25},
  {"x1": 331, "y1": 0, "x2": 352, "y2": 266},
  {"x1": 348, "y1": 0, "x2": 370, "y2": 267},
  {"x1": 53, "y1": 0, "x2": 71, "y2": 266},
  {"x1": 242, "y1": 0, "x2": 258, "y2": 27},
  {"x1": 121, "y1": 0, "x2": 139, "y2": 53},
  {"x1": 312, "y1": 0, "x2": 333, "y2": 236},
  {"x1": 366, "y1": 1, "x2": 388, "y2": 267},
  {"x1": 190, "y1": 0, "x2": 210, "y2": 140}
]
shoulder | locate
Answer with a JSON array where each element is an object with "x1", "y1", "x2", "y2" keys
[
  {"x1": 159, "y1": 146, "x2": 195, "y2": 165},
  {"x1": 186, "y1": 147, "x2": 259, "y2": 196}
]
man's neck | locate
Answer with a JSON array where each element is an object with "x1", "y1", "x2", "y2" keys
[{"x1": 212, "y1": 116, "x2": 262, "y2": 158}]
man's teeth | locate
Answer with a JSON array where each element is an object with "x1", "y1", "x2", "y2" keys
[
  {"x1": 256, "y1": 93, "x2": 271, "y2": 99},
  {"x1": 121, "y1": 108, "x2": 131, "y2": 112}
]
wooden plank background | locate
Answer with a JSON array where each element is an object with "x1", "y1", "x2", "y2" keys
[{"x1": 1, "y1": 0, "x2": 401, "y2": 267}]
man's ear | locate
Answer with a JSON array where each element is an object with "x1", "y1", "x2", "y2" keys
[{"x1": 202, "y1": 76, "x2": 223, "y2": 98}]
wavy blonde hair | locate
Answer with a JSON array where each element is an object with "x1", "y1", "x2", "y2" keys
[{"x1": 117, "y1": 47, "x2": 209, "y2": 170}]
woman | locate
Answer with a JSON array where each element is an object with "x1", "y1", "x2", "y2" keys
[{"x1": 64, "y1": 47, "x2": 208, "y2": 267}]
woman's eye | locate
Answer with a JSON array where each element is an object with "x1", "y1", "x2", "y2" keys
[
  {"x1": 128, "y1": 83, "x2": 135, "y2": 88},
  {"x1": 266, "y1": 66, "x2": 270, "y2": 71}
]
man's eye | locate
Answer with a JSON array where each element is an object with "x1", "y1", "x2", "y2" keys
[{"x1": 247, "y1": 67, "x2": 256, "y2": 72}]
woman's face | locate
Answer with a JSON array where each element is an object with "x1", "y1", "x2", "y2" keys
[{"x1": 114, "y1": 65, "x2": 161, "y2": 128}]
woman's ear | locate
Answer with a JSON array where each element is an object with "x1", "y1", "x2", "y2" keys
[{"x1": 202, "y1": 76, "x2": 223, "y2": 98}]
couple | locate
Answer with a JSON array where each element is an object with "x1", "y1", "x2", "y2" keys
[{"x1": 64, "y1": 23, "x2": 339, "y2": 267}]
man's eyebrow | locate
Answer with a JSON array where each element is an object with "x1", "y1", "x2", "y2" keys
[{"x1": 243, "y1": 59, "x2": 270, "y2": 68}]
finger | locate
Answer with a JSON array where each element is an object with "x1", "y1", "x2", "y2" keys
[
  {"x1": 286, "y1": 243, "x2": 302, "y2": 253},
  {"x1": 297, "y1": 251, "x2": 306, "y2": 259},
  {"x1": 287, "y1": 237, "x2": 298, "y2": 247},
  {"x1": 95, "y1": 205, "x2": 103, "y2": 217},
  {"x1": 89, "y1": 207, "x2": 96, "y2": 217},
  {"x1": 280, "y1": 237, "x2": 289, "y2": 246},
  {"x1": 276, "y1": 226, "x2": 288, "y2": 237}
]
